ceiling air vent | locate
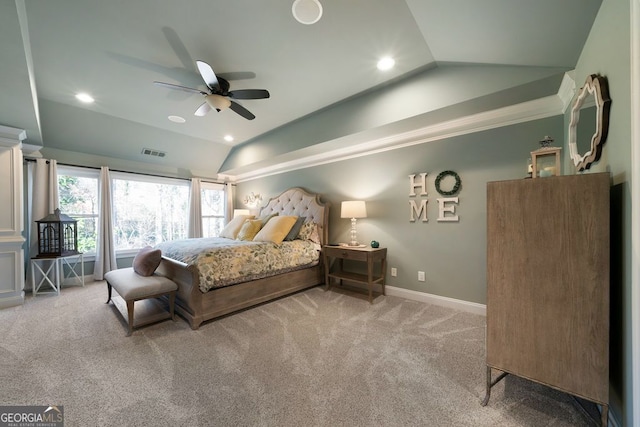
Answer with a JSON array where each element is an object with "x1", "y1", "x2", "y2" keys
[{"x1": 141, "y1": 148, "x2": 166, "y2": 158}]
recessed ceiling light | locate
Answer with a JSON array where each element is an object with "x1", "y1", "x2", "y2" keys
[
  {"x1": 75, "y1": 92, "x2": 94, "y2": 103},
  {"x1": 168, "y1": 115, "x2": 186, "y2": 123},
  {"x1": 292, "y1": 0, "x2": 323, "y2": 25},
  {"x1": 377, "y1": 57, "x2": 395, "y2": 71},
  {"x1": 224, "y1": 135, "x2": 234, "y2": 142}
]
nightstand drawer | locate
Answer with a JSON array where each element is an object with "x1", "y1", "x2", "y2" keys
[{"x1": 324, "y1": 246, "x2": 368, "y2": 261}]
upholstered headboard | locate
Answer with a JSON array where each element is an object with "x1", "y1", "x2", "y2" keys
[{"x1": 259, "y1": 187, "x2": 330, "y2": 246}]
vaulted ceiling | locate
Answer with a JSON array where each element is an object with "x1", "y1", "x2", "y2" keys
[{"x1": 0, "y1": 0, "x2": 601, "y2": 178}]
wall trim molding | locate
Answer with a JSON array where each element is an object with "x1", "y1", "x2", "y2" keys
[
  {"x1": 233, "y1": 87, "x2": 567, "y2": 182},
  {"x1": 386, "y1": 285, "x2": 486, "y2": 316}
]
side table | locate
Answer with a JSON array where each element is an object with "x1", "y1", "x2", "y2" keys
[
  {"x1": 31, "y1": 257, "x2": 60, "y2": 296},
  {"x1": 323, "y1": 245, "x2": 387, "y2": 303},
  {"x1": 31, "y1": 253, "x2": 84, "y2": 297},
  {"x1": 59, "y1": 253, "x2": 85, "y2": 288}
]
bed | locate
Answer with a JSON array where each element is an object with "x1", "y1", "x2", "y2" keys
[{"x1": 155, "y1": 187, "x2": 329, "y2": 329}]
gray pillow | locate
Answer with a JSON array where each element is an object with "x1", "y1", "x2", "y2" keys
[
  {"x1": 132, "y1": 246, "x2": 162, "y2": 276},
  {"x1": 284, "y1": 216, "x2": 305, "y2": 241}
]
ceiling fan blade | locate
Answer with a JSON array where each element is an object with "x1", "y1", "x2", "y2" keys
[
  {"x1": 154, "y1": 81, "x2": 206, "y2": 95},
  {"x1": 194, "y1": 101, "x2": 212, "y2": 116},
  {"x1": 218, "y1": 71, "x2": 256, "y2": 81},
  {"x1": 229, "y1": 100, "x2": 256, "y2": 120},
  {"x1": 228, "y1": 89, "x2": 270, "y2": 100},
  {"x1": 196, "y1": 60, "x2": 220, "y2": 91}
]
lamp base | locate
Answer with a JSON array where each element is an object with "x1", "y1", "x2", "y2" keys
[{"x1": 339, "y1": 243, "x2": 367, "y2": 248}]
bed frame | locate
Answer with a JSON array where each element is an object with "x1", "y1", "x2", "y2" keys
[{"x1": 156, "y1": 187, "x2": 330, "y2": 330}]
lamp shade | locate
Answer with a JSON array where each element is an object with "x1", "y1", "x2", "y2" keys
[
  {"x1": 341, "y1": 201, "x2": 367, "y2": 219},
  {"x1": 233, "y1": 209, "x2": 251, "y2": 218}
]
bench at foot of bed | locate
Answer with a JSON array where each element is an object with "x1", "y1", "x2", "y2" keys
[{"x1": 105, "y1": 267, "x2": 178, "y2": 336}]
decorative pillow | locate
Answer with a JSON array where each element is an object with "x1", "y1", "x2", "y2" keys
[
  {"x1": 253, "y1": 215, "x2": 298, "y2": 244},
  {"x1": 236, "y1": 219, "x2": 263, "y2": 241},
  {"x1": 259, "y1": 212, "x2": 279, "y2": 227},
  {"x1": 219, "y1": 215, "x2": 252, "y2": 239},
  {"x1": 132, "y1": 246, "x2": 162, "y2": 277},
  {"x1": 284, "y1": 216, "x2": 305, "y2": 241},
  {"x1": 297, "y1": 222, "x2": 321, "y2": 244},
  {"x1": 297, "y1": 222, "x2": 314, "y2": 240}
]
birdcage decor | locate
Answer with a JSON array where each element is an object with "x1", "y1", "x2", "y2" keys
[{"x1": 36, "y1": 208, "x2": 79, "y2": 258}]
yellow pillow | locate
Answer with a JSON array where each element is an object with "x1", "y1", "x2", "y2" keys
[
  {"x1": 219, "y1": 215, "x2": 252, "y2": 239},
  {"x1": 259, "y1": 212, "x2": 279, "y2": 227},
  {"x1": 236, "y1": 219, "x2": 262, "y2": 241},
  {"x1": 253, "y1": 215, "x2": 298, "y2": 244}
]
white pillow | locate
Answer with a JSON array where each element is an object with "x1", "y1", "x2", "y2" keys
[{"x1": 219, "y1": 215, "x2": 252, "y2": 239}]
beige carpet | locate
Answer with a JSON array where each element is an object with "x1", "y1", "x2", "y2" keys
[{"x1": 0, "y1": 281, "x2": 597, "y2": 426}]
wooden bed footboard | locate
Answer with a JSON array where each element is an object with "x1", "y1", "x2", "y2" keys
[{"x1": 156, "y1": 257, "x2": 323, "y2": 330}]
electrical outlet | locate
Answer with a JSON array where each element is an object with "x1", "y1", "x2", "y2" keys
[
  {"x1": 391, "y1": 267, "x2": 397, "y2": 277},
  {"x1": 418, "y1": 271, "x2": 425, "y2": 282}
]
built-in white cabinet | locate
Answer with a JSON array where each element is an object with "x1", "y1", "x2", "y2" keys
[{"x1": 0, "y1": 125, "x2": 26, "y2": 308}]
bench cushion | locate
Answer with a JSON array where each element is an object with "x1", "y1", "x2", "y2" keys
[{"x1": 105, "y1": 267, "x2": 177, "y2": 300}]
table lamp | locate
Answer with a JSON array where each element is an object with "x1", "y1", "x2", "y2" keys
[{"x1": 341, "y1": 201, "x2": 367, "y2": 246}]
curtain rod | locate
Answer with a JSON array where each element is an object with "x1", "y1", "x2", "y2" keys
[{"x1": 23, "y1": 157, "x2": 231, "y2": 186}]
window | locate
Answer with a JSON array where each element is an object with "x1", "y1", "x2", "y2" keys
[
  {"x1": 111, "y1": 173, "x2": 189, "y2": 250},
  {"x1": 58, "y1": 167, "x2": 224, "y2": 255},
  {"x1": 201, "y1": 182, "x2": 226, "y2": 237},
  {"x1": 57, "y1": 166, "x2": 99, "y2": 254}
]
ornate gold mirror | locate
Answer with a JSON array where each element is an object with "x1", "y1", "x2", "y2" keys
[{"x1": 568, "y1": 74, "x2": 611, "y2": 171}]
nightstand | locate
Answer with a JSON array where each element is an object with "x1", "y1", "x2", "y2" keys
[{"x1": 323, "y1": 245, "x2": 387, "y2": 303}]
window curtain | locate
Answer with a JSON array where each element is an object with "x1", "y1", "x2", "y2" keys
[
  {"x1": 25, "y1": 158, "x2": 59, "y2": 288},
  {"x1": 188, "y1": 178, "x2": 203, "y2": 238},
  {"x1": 225, "y1": 182, "x2": 234, "y2": 223},
  {"x1": 94, "y1": 166, "x2": 117, "y2": 280}
]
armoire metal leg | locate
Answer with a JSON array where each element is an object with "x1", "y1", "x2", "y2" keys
[
  {"x1": 481, "y1": 365, "x2": 508, "y2": 407},
  {"x1": 601, "y1": 404, "x2": 608, "y2": 427}
]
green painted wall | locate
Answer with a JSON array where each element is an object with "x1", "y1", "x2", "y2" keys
[
  {"x1": 237, "y1": 116, "x2": 563, "y2": 305},
  {"x1": 221, "y1": 65, "x2": 567, "y2": 175},
  {"x1": 565, "y1": 0, "x2": 632, "y2": 423}
]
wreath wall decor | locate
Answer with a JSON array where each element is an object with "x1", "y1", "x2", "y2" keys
[{"x1": 435, "y1": 170, "x2": 461, "y2": 196}]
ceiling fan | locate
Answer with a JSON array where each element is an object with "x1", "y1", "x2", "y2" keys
[{"x1": 154, "y1": 60, "x2": 270, "y2": 120}]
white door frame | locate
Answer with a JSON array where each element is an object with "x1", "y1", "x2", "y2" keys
[{"x1": 630, "y1": 0, "x2": 640, "y2": 425}]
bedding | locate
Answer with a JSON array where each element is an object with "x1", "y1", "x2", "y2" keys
[{"x1": 155, "y1": 237, "x2": 321, "y2": 292}]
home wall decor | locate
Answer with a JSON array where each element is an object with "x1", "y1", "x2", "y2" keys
[{"x1": 408, "y1": 171, "x2": 461, "y2": 223}]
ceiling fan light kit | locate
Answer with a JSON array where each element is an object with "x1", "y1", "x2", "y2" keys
[
  {"x1": 292, "y1": 0, "x2": 323, "y2": 25},
  {"x1": 206, "y1": 94, "x2": 231, "y2": 112}
]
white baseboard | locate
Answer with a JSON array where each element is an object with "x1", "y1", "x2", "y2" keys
[
  {"x1": 386, "y1": 285, "x2": 486, "y2": 316},
  {"x1": 0, "y1": 294, "x2": 25, "y2": 309}
]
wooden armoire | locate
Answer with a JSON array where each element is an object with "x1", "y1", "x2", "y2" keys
[{"x1": 484, "y1": 173, "x2": 610, "y2": 426}]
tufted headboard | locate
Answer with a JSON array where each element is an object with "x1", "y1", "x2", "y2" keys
[{"x1": 259, "y1": 187, "x2": 330, "y2": 246}]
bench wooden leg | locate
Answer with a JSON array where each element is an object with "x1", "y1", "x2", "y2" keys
[
  {"x1": 126, "y1": 299, "x2": 134, "y2": 337},
  {"x1": 169, "y1": 291, "x2": 176, "y2": 321},
  {"x1": 106, "y1": 282, "x2": 112, "y2": 304}
]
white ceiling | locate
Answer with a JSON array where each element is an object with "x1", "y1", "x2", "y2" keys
[{"x1": 0, "y1": 0, "x2": 601, "y2": 177}]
